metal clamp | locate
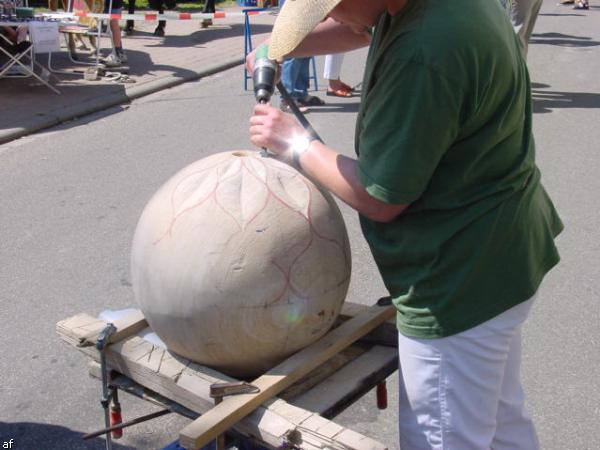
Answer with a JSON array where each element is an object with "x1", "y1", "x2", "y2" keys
[
  {"x1": 209, "y1": 382, "x2": 260, "y2": 450},
  {"x1": 96, "y1": 323, "x2": 116, "y2": 450}
]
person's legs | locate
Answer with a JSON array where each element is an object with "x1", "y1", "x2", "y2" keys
[
  {"x1": 397, "y1": 297, "x2": 539, "y2": 450},
  {"x1": 109, "y1": 19, "x2": 122, "y2": 48},
  {"x1": 506, "y1": 0, "x2": 543, "y2": 58},
  {"x1": 125, "y1": 0, "x2": 136, "y2": 34},
  {"x1": 102, "y1": 0, "x2": 126, "y2": 65},
  {"x1": 104, "y1": 0, "x2": 123, "y2": 46},
  {"x1": 280, "y1": 58, "x2": 295, "y2": 95},
  {"x1": 201, "y1": 0, "x2": 216, "y2": 27},
  {"x1": 149, "y1": 0, "x2": 166, "y2": 36},
  {"x1": 324, "y1": 53, "x2": 353, "y2": 96},
  {"x1": 323, "y1": 53, "x2": 344, "y2": 80},
  {"x1": 295, "y1": 57, "x2": 310, "y2": 99},
  {"x1": 202, "y1": 0, "x2": 216, "y2": 13},
  {"x1": 280, "y1": 58, "x2": 322, "y2": 111},
  {"x1": 281, "y1": 57, "x2": 308, "y2": 99}
]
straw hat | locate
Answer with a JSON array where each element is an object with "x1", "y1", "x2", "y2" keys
[{"x1": 268, "y1": 0, "x2": 343, "y2": 60}]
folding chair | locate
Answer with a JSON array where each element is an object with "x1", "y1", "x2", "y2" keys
[
  {"x1": 0, "y1": 23, "x2": 60, "y2": 94},
  {"x1": 0, "y1": 31, "x2": 33, "y2": 77}
]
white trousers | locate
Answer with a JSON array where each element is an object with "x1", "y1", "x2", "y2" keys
[
  {"x1": 323, "y1": 53, "x2": 345, "y2": 80},
  {"x1": 397, "y1": 296, "x2": 540, "y2": 450}
]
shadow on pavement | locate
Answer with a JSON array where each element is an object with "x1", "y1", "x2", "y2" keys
[
  {"x1": 0, "y1": 48, "x2": 200, "y2": 134},
  {"x1": 305, "y1": 101, "x2": 361, "y2": 114},
  {"x1": 145, "y1": 23, "x2": 274, "y2": 49},
  {"x1": 0, "y1": 421, "x2": 135, "y2": 449},
  {"x1": 530, "y1": 32, "x2": 600, "y2": 47},
  {"x1": 47, "y1": 48, "x2": 198, "y2": 79},
  {"x1": 0, "y1": 79, "x2": 124, "y2": 133},
  {"x1": 538, "y1": 13, "x2": 586, "y2": 17},
  {"x1": 532, "y1": 86, "x2": 600, "y2": 114}
]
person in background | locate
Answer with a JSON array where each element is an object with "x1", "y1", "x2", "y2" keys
[
  {"x1": 500, "y1": 0, "x2": 543, "y2": 57},
  {"x1": 102, "y1": 0, "x2": 127, "y2": 66},
  {"x1": 324, "y1": 53, "x2": 354, "y2": 97},
  {"x1": 125, "y1": 0, "x2": 135, "y2": 35},
  {"x1": 201, "y1": 0, "x2": 215, "y2": 28},
  {"x1": 279, "y1": 57, "x2": 325, "y2": 112},
  {"x1": 560, "y1": 0, "x2": 589, "y2": 9},
  {"x1": 1, "y1": 24, "x2": 30, "y2": 75},
  {"x1": 1, "y1": 25, "x2": 29, "y2": 53},
  {"x1": 150, "y1": 0, "x2": 177, "y2": 37}
]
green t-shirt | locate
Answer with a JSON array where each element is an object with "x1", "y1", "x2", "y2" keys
[{"x1": 355, "y1": 0, "x2": 563, "y2": 338}]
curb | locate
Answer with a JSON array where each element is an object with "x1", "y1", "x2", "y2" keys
[{"x1": 0, "y1": 56, "x2": 244, "y2": 145}]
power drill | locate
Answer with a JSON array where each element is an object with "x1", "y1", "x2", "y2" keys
[
  {"x1": 251, "y1": 45, "x2": 323, "y2": 146},
  {"x1": 252, "y1": 45, "x2": 278, "y2": 104}
]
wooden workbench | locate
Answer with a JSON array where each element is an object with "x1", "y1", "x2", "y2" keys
[{"x1": 57, "y1": 302, "x2": 398, "y2": 450}]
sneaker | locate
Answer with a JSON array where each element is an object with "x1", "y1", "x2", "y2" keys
[
  {"x1": 296, "y1": 95, "x2": 325, "y2": 107},
  {"x1": 116, "y1": 51, "x2": 128, "y2": 64},
  {"x1": 153, "y1": 26, "x2": 165, "y2": 37},
  {"x1": 101, "y1": 53, "x2": 123, "y2": 67},
  {"x1": 201, "y1": 19, "x2": 212, "y2": 28}
]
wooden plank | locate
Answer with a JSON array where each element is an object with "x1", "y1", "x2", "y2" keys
[
  {"x1": 279, "y1": 344, "x2": 368, "y2": 400},
  {"x1": 340, "y1": 302, "x2": 398, "y2": 348},
  {"x1": 57, "y1": 310, "x2": 147, "y2": 348},
  {"x1": 292, "y1": 345, "x2": 398, "y2": 418},
  {"x1": 178, "y1": 304, "x2": 395, "y2": 449},
  {"x1": 57, "y1": 313, "x2": 389, "y2": 450}
]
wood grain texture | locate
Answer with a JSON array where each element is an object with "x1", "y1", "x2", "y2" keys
[
  {"x1": 293, "y1": 345, "x2": 398, "y2": 418},
  {"x1": 178, "y1": 304, "x2": 396, "y2": 449},
  {"x1": 58, "y1": 310, "x2": 148, "y2": 348}
]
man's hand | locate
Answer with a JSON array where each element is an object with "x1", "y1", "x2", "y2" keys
[{"x1": 249, "y1": 104, "x2": 306, "y2": 163}]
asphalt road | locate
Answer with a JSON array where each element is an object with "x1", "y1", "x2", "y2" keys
[{"x1": 1, "y1": 2, "x2": 599, "y2": 449}]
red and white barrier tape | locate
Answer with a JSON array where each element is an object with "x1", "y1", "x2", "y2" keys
[{"x1": 44, "y1": 9, "x2": 276, "y2": 22}]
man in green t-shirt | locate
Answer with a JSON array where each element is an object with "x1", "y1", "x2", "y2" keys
[{"x1": 248, "y1": 0, "x2": 562, "y2": 448}]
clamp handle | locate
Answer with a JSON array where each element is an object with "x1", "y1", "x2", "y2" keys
[{"x1": 96, "y1": 323, "x2": 117, "y2": 351}]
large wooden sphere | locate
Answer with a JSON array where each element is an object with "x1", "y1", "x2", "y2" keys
[{"x1": 131, "y1": 150, "x2": 351, "y2": 377}]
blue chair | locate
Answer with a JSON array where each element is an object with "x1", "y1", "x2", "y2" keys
[{"x1": 243, "y1": 7, "x2": 318, "y2": 92}]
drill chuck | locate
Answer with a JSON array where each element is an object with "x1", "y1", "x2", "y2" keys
[{"x1": 253, "y1": 57, "x2": 277, "y2": 104}]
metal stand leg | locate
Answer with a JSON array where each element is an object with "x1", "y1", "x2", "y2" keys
[
  {"x1": 310, "y1": 55, "x2": 318, "y2": 91},
  {"x1": 243, "y1": 7, "x2": 270, "y2": 91},
  {"x1": 243, "y1": 10, "x2": 252, "y2": 91},
  {"x1": 96, "y1": 323, "x2": 117, "y2": 450}
]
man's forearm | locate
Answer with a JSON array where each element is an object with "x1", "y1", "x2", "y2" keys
[
  {"x1": 285, "y1": 19, "x2": 371, "y2": 58},
  {"x1": 298, "y1": 141, "x2": 407, "y2": 223}
]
